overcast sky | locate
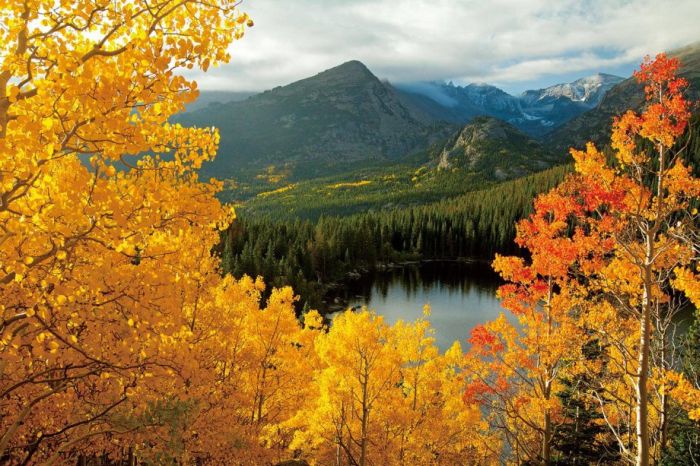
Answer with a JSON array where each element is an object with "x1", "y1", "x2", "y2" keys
[{"x1": 188, "y1": 0, "x2": 700, "y2": 95}]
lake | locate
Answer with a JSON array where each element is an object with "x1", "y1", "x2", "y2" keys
[
  {"x1": 325, "y1": 260, "x2": 507, "y2": 351},
  {"x1": 324, "y1": 260, "x2": 696, "y2": 352}
]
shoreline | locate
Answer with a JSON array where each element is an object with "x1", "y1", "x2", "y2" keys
[{"x1": 319, "y1": 256, "x2": 494, "y2": 315}]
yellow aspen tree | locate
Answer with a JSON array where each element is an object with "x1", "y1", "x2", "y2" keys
[
  {"x1": 565, "y1": 54, "x2": 699, "y2": 466},
  {"x1": 390, "y1": 309, "x2": 497, "y2": 465},
  {"x1": 286, "y1": 308, "x2": 495, "y2": 465},
  {"x1": 0, "y1": 1, "x2": 251, "y2": 462},
  {"x1": 301, "y1": 310, "x2": 402, "y2": 466}
]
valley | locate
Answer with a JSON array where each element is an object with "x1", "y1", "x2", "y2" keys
[{"x1": 208, "y1": 42, "x2": 700, "y2": 330}]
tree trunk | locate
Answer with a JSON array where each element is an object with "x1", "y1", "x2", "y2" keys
[
  {"x1": 359, "y1": 364, "x2": 369, "y2": 466},
  {"x1": 543, "y1": 409, "x2": 552, "y2": 466},
  {"x1": 360, "y1": 405, "x2": 368, "y2": 466},
  {"x1": 636, "y1": 267, "x2": 652, "y2": 466},
  {"x1": 542, "y1": 280, "x2": 553, "y2": 466}
]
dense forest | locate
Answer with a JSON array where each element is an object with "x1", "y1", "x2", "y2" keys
[{"x1": 220, "y1": 165, "x2": 570, "y2": 309}]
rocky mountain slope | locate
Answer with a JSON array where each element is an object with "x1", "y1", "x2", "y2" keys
[{"x1": 436, "y1": 116, "x2": 563, "y2": 179}]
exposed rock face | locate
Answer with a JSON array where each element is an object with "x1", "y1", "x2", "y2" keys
[{"x1": 437, "y1": 116, "x2": 563, "y2": 180}]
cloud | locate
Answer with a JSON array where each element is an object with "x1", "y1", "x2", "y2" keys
[{"x1": 185, "y1": 0, "x2": 700, "y2": 93}]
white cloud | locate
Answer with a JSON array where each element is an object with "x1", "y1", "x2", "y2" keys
[{"x1": 185, "y1": 0, "x2": 700, "y2": 93}]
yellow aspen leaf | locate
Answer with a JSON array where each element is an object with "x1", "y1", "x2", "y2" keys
[{"x1": 48, "y1": 341, "x2": 59, "y2": 353}]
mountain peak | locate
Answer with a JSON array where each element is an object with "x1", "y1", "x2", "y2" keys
[
  {"x1": 176, "y1": 58, "x2": 438, "y2": 182},
  {"x1": 520, "y1": 73, "x2": 624, "y2": 108},
  {"x1": 314, "y1": 60, "x2": 376, "y2": 82},
  {"x1": 262, "y1": 59, "x2": 381, "y2": 98},
  {"x1": 338, "y1": 59, "x2": 371, "y2": 71}
]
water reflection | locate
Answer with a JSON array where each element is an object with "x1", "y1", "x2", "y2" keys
[
  {"x1": 325, "y1": 260, "x2": 697, "y2": 352},
  {"x1": 327, "y1": 261, "x2": 507, "y2": 351}
]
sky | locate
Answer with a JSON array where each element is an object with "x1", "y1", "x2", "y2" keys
[{"x1": 187, "y1": 0, "x2": 700, "y2": 96}]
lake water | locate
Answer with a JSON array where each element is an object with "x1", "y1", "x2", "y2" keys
[
  {"x1": 325, "y1": 260, "x2": 696, "y2": 352},
  {"x1": 326, "y1": 260, "x2": 507, "y2": 351}
]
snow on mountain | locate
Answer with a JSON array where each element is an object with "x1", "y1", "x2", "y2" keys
[
  {"x1": 395, "y1": 73, "x2": 624, "y2": 137},
  {"x1": 521, "y1": 73, "x2": 624, "y2": 107}
]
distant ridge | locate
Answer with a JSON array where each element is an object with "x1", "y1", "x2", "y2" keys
[
  {"x1": 545, "y1": 42, "x2": 700, "y2": 154},
  {"x1": 394, "y1": 73, "x2": 623, "y2": 137}
]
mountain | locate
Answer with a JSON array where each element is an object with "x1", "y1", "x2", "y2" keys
[
  {"x1": 175, "y1": 59, "x2": 630, "y2": 188},
  {"x1": 521, "y1": 73, "x2": 623, "y2": 107},
  {"x1": 395, "y1": 74, "x2": 623, "y2": 137},
  {"x1": 184, "y1": 91, "x2": 255, "y2": 112},
  {"x1": 176, "y1": 60, "x2": 449, "y2": 182},
  {"x1": 545, "y1": 42, "x2": 700, "y2": 154},
  {"x1": 435, "y1": 116, "x2": 563, "y2": 180},
  {"x1": 519, "y1": 74, "x2": 624, "y2": 131},
  {"x1": 395, "y1": 81, "x2": 521, "y2": 124}
]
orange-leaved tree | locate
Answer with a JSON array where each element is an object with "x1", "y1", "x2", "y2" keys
[
  {"x1": 564, "y1": 53, "x2": 699, "y2": 466},
  {"x1": 473, "y1": 53, "x2": 699, "y2": 466},
  {"x1": 463, "y1": 183, "x2": 595, "y2": 464}
]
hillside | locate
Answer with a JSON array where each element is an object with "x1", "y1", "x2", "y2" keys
[
  {"x1": 435, "y1": 116, "x2": 563, "y2": 179},
  {"x1": 176, "y1": 60, "x2": 450, "y2": 182},
  {"x1": 237, "y1": 118, "x2": 563, "y2": 220}
]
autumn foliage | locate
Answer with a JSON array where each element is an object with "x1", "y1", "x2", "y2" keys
[
  {"x1": 464, "y1": 53, "x2": 700, "y2": 465},
  {"x1": 1, "y1": 1, "x2": 699, "y2": 465}
]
